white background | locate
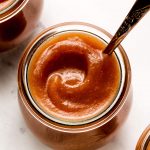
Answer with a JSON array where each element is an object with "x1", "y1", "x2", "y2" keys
[{"x1": 0, "y1": 0, "x2": 150, "y2": 150}]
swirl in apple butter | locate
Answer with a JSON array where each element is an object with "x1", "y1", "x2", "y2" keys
[{"x1": 27, "y1": 32, "x2": 121, "y2": 124}]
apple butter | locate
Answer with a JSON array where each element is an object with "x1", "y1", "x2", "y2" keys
[
  {"x1": 147, "y1": 142, "x2": 150, "y2": 150},
  {"x1": 27, "y1": 32, "x2": 121, "y2": 124}
]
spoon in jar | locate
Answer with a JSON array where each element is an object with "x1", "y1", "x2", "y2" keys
[{"x1": 103, "y1": 0, "x2": 150, "y2": 55}]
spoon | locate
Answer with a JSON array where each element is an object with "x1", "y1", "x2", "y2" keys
[{"x1": 104, "y1": 0, "x2": 150, "y2": 55}]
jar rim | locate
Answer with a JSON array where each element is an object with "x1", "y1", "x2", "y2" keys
[
  {"x1": 136, "y1": 125, "x2": 150, "y2": 150},
  {"x1": 0, "y1": 0, "x2": 28, "y2": 22},
  {"x1": 18, "y1": 22, "x2": 131, "y2": 131}
]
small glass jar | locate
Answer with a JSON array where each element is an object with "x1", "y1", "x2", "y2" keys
[
  {"x1": 136, "y1": 125, "x2": 150, "y2": 150},
  {"x1": 0, "y1": 0, "x2": 43, "y2": 52},
  {"x1": 18, "y1": 22, "x2": 132, "y2": 150}
]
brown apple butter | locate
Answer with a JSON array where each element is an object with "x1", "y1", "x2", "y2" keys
[
  {"x1": 27, "y1": 32, "x2": 121, "y2": 124},
  {"x1": 147, "y1": 142, "x2": 150, "y2": 150}
]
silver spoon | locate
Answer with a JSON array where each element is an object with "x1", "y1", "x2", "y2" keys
[{"x1": 104, "y1": 0, "x2": 150, "y2": 55}]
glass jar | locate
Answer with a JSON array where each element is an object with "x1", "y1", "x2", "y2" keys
[
  {"x1": 136, "y1": 125, "x2": 150, "y2": 150},
  {"x1": 18, "y1": 22, "x2": 132, "y2": 150},
  {"x1": 0, "y1": 0, "x2": 43, "y2": 52}
]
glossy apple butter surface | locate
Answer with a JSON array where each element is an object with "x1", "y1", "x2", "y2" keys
[
  {"x1": 27, "y1": 32, "x2": 121, "y2": 124},
  {"x1": 147, "y1": 142, "x2": 150, "y2": 150}
]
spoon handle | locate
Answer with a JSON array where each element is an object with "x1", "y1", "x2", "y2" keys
[{"x1": 104, "y1": 0, "x2": 150, "y2": 55}]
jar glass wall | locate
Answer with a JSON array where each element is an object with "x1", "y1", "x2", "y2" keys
[
  {"x1": 18, "y1": 22, "x2": 132, "y2": 150},
  {"x1": 136, "y1": 125, "x2": 150, "y2": 150}
]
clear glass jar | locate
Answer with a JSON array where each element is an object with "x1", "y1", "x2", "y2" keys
[
  {"x1": 0, "y1": 0, "x2": 43, "y2": 52},
  {"x1": 18, "y1": 22, "x2": 132, "y2": 150},
  {"x1": 136, "y1": 125, "x2": 150, "y2": 150}
]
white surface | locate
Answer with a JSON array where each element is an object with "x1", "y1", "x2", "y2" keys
[{"x1": 0, "y1": 0, "x2": 150, "y2": 150}]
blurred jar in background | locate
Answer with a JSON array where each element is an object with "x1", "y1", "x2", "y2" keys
[
  {"x1": 0, "y1": 0, "x2": 43, "y2": 52},
  {"x1": 136, "y1": 125, "x2": 150, "y2": 150}
]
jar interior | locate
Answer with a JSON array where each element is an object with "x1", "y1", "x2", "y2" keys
[{"x1": 22, "y1": 25, "x2": 126, "y2": 126}]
